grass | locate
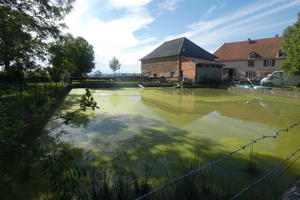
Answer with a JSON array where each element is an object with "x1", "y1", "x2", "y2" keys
[
  {"x1": 0, "y1": 81, "x2": 71, "y2": 200},
  {"x1": 1, "y1": 82, "x2": 299, "y2": 200},
  {"x1": 32, "y1": 141, "x2": 299, "y2": 200}
]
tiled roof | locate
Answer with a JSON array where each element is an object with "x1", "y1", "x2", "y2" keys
[
  {"x1": 214, "y1": 36, "x2": 284, "y2": 61},
  {"x1": 140, "y1": 37, "x2": 217, "y2": 61}
]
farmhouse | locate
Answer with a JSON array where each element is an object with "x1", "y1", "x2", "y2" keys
[
  {"x1": 214, "y1": 36, "x2": 284, "y2": 80},
  {"x1": 140, "y1": 37, "x2": 223, "y2": 82}
]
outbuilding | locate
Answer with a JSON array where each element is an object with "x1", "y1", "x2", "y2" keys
[{"x1": 140, "y1": 37, "x2": 223, "y2": 83}]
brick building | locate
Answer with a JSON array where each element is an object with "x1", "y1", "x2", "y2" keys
[
  {"x1": 140, "y1": 37, "x2": 223, "y2": 82},
  {"x1": 214, "y1": 36, "x2": 284, "y2": 80}
]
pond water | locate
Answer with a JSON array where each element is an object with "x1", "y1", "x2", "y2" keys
[{"x1": 46, "y1": 88, "x2": 300, "y2": 198}]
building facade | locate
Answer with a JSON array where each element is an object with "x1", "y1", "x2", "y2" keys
[
  {"x1": 141, "y1": 37, "x2": 223, "y2": 82},
  {"x1": 214, "y1": 36, "x2": 284, "y2": 80}
]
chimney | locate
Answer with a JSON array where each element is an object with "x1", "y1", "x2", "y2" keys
[
  {"x1": 275, "y1": 34, "x2": 279, "y2": 37},
  {"x1": 248, "y1": 38, "x2": 251, "y2": 44}
]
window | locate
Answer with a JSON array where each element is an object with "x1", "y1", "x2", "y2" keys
[
  {"x1": 245, "y1": 71, "x2": 256, "y2": 78},
  {"x1": 270, "y1": 72, "x2": 283, "y2": 79},
  {"x1": 249, "y1": 51, "x2": 259, "y2": 58},
  {"x1": 248, "y1": 60, "x2": 254, "y2": 67},
  {"x1": 277, "y1": 50, "x2": 284, "y2": 58},
  {"x1": 170, "y1": 72, "x2": 175, "y2": 78},
  {"x1": 264, "y1": 59, "x2": 275, "y2": 67}
]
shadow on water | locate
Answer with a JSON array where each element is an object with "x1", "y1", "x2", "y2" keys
[
  {"x1": 2, "y1": 112, "x2": 299, "y2": 200},
  {"x1": 4, "y1": 88, "x2": 300, "y2": 200},
  {"x1": 38, "y1": 127, "x2": 300, "y2": 200},
  {"x1": 42, "y1": 112, "x2": 300, "y2": 200}
]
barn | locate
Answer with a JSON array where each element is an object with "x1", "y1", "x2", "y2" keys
[{"x1": 140, "y1": 37, "x2": 223, "y2": 82}]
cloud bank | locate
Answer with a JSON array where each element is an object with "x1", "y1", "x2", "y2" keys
[{"x1": 65, "y1": 0, "x2": 299, "y2": 73}]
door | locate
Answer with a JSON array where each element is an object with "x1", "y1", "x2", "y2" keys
[
  {"x1": 228, "y1": 69, "x2": 234, "y2": 80},
  {"x1": 223, "y1": 68, "x2": 234, "y2": 80}
]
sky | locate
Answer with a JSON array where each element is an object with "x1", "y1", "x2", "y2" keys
[{"x1": 64, "y1": 0, "x2": 300, "y2": 73}]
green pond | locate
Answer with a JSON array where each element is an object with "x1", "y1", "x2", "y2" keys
[{"x1": 46, "y1": 88, "x2": 300, "y2": 198}]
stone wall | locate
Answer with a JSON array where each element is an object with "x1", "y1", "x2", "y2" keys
[{"x1": 141, "y1": 56, "x2": 180, "y2": 78}]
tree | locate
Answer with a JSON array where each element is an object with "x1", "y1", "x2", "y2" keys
[
  {"x1": 0, "y1": 0, "x2": 75, "y2": 71},
  {"x1": 94, "y1": 70, "x2": 102, "y2": 77},
  {"x1": 49, "y1": 35, "x2": 95, "y2": 78},
  {"x1": 109, "y1": 57, "x2": 121, "y2": 74},
  {"x1": 281, "y1": 12, "x2": 300, "y2": 75}
]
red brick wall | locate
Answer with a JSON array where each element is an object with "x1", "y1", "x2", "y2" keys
[
  {"x1": 141, "y1": 56, "x2": 180, "y2": 78},
  {"x1": 181, "y1": 57, "x2": 196, "y2": 80}
]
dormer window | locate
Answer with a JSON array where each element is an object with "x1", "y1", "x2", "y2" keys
[
  {"x1": 277, "y1": 49, "x2": 284, "y2": 58},
  {"x1": 249, "y1": 51, "x2": 260, "y2": 59}
]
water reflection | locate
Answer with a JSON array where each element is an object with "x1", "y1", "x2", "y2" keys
[
  {"x1": 46, "y1": 88, "x2": 300, "y2": 164},
  {"x1": 39, "y1": 88, "x2": 300, "y2": 200}
]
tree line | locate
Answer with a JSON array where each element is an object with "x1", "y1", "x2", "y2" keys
[{"x1": 0, "y1": 0, "x2": 95, "y2": 85}]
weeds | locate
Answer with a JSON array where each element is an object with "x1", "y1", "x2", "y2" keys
[
  {"x1": 38, "y1": 145, "x2": 294, "y2": 200},
  {"x1": 247, "y1": 145, "x2": 259, "y2": 175}
]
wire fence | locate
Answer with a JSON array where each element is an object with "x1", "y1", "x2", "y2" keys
[
  {"x1": 135, "y1": 121, "x2": 300, "y2": 200},
  {"x1": 230, "y1": 148, "x2": 300, "y2": 200}
]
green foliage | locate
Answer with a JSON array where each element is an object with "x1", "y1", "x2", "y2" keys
[
  {"x1": 0, "y1": 0, "x2": 75, "y2": 71},
  {"x1": 46, "y1": 66, "x2": 65, "y2": 82},
  {"x1": 109, "y1": 57, "x2": 121, "y2": 73},
  {"x1": 80, "y1": 89, "x2": 99, "y2": 111},
  {"x1": 57, "y1": 89, "x2": 99, "y2": 124},
  {"x1": 281, "y1": 12, "x2": 300, "y2": 75},
  {"x1": 49, "y1": 35, "x2": 95, "y2": 78},
  {"x1": 40, "y1": 147, "x2": 155, "y2": 200},
  {"x1": 41, "y1": 148, "x2": 92, "y2": 200}
]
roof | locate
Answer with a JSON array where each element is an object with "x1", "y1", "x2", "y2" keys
[
  {"x1": 214, "y1": 36, "x2": 284, "y2": 61},
  {"x1": 140, "y1": 37, "x2": 217, "y2": 61}
]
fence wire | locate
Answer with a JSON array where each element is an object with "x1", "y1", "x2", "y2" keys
[
  {"x1": 230, "y1": 147, "x2": 300, "y2": 200},
  {"x1": 135, "y1": 121, "x2": 300, "y2": 200}
]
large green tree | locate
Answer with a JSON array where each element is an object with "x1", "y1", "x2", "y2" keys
[
  {"x1": 0, "y1": 0, "x2": 75, "y2": 71},
  {"x1": 49, "y1": 35, "x2": 95, "y2": 78},
  {"x1": 281, "y1": 12, "x2": 300, "y2": 75}
]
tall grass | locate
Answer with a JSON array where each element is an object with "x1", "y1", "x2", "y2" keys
[{"x1": 40, "y1": 148, "x2": 266, "y2": 200}]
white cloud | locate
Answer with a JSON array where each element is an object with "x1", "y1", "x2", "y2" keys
[
  {"x1": 185, "y1": 0, "x2": 286, "y2": 36},
  {"x1": 65, "y1": 0, "x2": 155, "y2": 73},
  {"x1": 158, "y1": 0, "x2": 184, "y2": 11},
  {"x1": 164, "y1": 0, "x2": 299, "y2": 51},
  {"x1": 202, "y1": 5, "x2": 217, "y2": 18},
  {"x1": 64, "y1": 0, "x2": 299, "y2": 73},
  {"x1": 108, "y1": 0, "x2": 152, "y2": 9}
]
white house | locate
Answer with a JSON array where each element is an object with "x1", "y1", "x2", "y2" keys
[{"x1": 214, "y1": 36, "x2": 285, "y2": 80}]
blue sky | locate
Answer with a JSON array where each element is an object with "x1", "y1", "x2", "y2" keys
[{"x1": 65, "y1": 0, "x2": 300, "y2": 73}]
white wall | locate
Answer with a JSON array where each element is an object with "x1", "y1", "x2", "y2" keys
[{"x1": 221, "y1": 59, "x2": 283, "y2": 79}]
